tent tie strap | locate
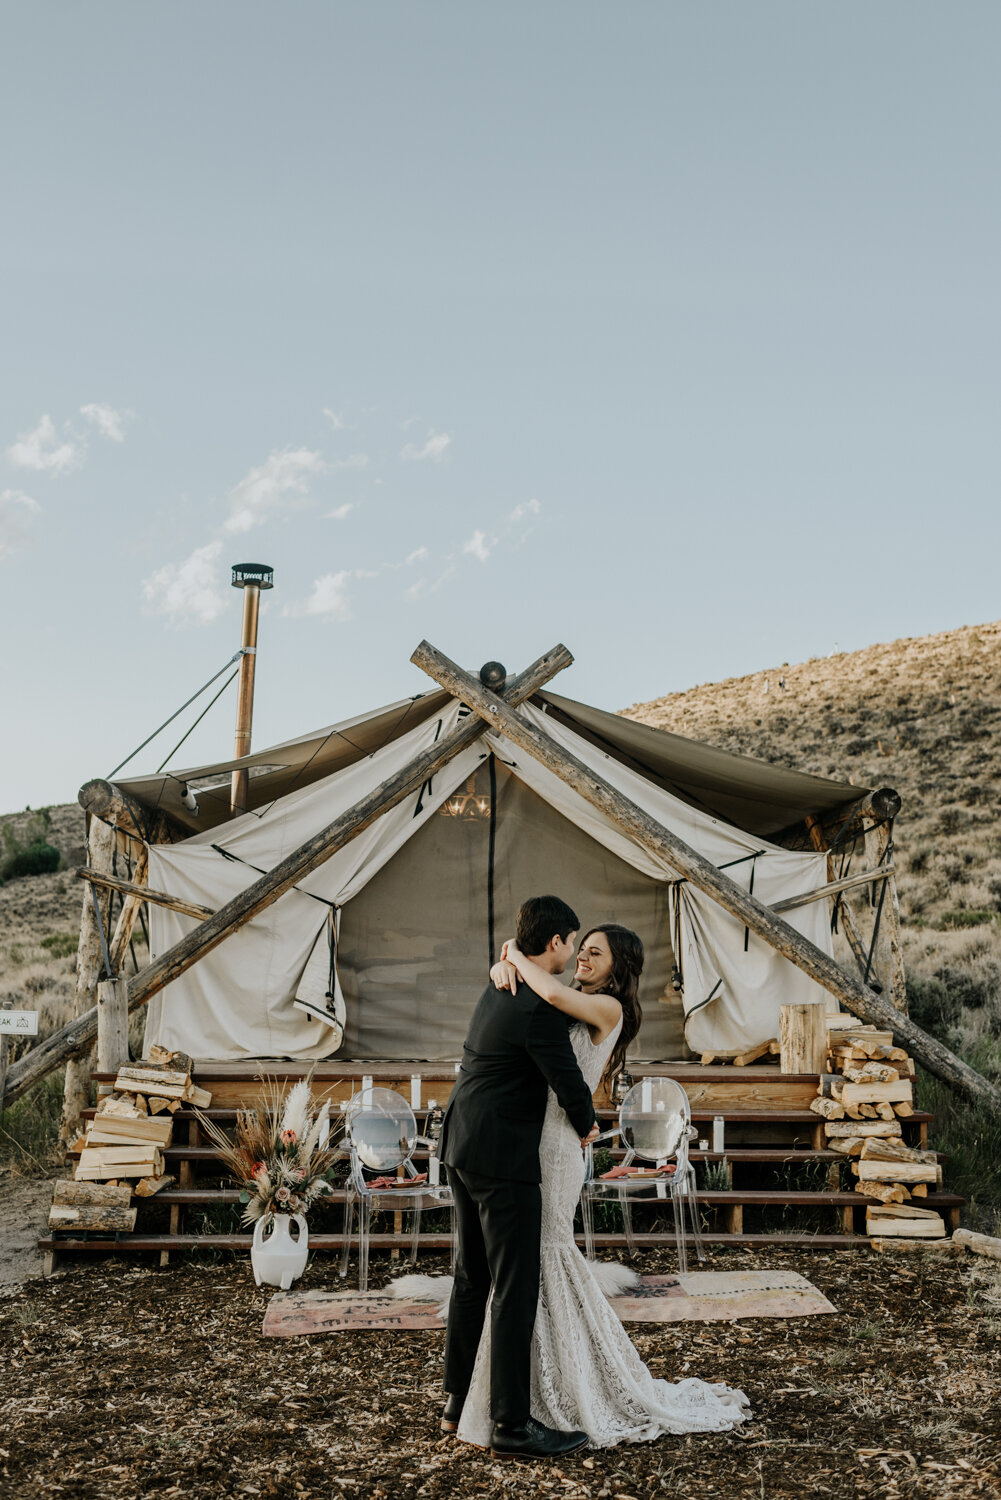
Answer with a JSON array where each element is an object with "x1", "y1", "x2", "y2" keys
[{"x1": 209, "y1": 844, "x2": 337, "y2": 909}]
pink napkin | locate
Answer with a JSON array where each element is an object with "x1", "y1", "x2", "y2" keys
[
  {"x1": 599, "y1": 1163, "x2": 676, "y2": 1181},
  {"x1": 366, "y1": 1173, "x2": 429, "y2": 1189}
]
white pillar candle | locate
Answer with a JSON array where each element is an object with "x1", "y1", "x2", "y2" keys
[{"x1": 410, "y1": 1074, "x2": 421, "y2": 1110}]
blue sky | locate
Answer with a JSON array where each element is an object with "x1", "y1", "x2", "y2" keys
[{"x1": 2, "y1": 3, "x2": 999, "y2": 811}]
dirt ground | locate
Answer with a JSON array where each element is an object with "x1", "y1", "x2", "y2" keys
[
  {"x1": 2, "y1": 1234, "x2": 999, "y2": 1500},
  {"x1": 0, "y1": 1176, "x2": 52, "y2": 1286}
]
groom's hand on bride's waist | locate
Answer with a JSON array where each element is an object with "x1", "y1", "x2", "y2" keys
[{"x1": 580, "y1": 1123, "x2": 600, "y2": 1149}]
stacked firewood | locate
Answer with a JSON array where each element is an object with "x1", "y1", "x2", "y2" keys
[
  {"x1": 59, "y1": 1047, "x2": 211, "y2": 1206},
  {"x1": 808, "y1": 1016, "x2": 946, "y2": 1239}
]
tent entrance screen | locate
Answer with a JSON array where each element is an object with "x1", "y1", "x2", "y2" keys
[{"x1": 336, "y1": 758, "x2": 688, "y2": 1061}]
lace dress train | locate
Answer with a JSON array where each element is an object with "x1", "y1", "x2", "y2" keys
[{"x1": 455, "y1": 1020, "x2": 750, "y2": 1449}]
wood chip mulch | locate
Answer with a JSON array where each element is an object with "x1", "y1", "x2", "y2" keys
[{"x1": 2, "y1": 1244, "x2": 1000, "y2": 1499}]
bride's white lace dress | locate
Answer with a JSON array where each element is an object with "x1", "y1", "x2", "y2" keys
[{"x1": 455, "y1": 1018, "x2": 750, "y2": 1448}]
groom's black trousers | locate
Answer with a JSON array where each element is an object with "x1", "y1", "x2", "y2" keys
[{"x1": 443, "y1": 1166, "x2": 541, "y2": 1426}]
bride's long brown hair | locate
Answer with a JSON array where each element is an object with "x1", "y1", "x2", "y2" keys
[{"x1": 577, "y1": 923, "x2": 644, "y2": 1086}]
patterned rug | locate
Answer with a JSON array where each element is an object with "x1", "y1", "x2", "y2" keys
[{"x1": 262, "y1": 1271, "x2": 835, "y2": 1336}]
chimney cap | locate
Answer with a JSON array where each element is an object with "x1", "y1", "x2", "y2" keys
[{"x1": 231, "y1": 563, "x2": 274, "y2": 590}]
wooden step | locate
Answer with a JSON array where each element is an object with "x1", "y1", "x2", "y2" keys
[
  {"x1": 38, "y1": 1229, "x2": 884, "y2": 1257},
  {"x1": 95, "y1": 1061, "x2": 828, "y2": 1112}
]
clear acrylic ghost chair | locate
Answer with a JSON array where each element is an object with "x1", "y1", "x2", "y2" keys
[
  {"x1": 338, "y1": 1086, "x2": 453, "y2": 1292},
  {"x1": 580, "y1": 1077, "x2": 706, "y2": 1275}
]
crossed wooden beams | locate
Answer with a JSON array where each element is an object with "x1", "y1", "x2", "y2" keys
[{"x1": 6, "y1": 639, "x2": 999, "y2": 1112}]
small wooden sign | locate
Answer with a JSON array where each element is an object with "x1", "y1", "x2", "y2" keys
[{"x1": 0, "y1": 1010, "x2": 39, "y2": 1035}]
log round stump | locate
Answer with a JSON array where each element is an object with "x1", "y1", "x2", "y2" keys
[{"x1": 780, "y1": 1000, "x2": 827, "y2": 1074}]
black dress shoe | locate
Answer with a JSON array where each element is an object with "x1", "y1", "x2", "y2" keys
[
  {"x1": 440, "y1": 1393, "x2": 465, "y2": 1433},
  {"x1": 490, "y1": 1417, "x2": 589, "y2": 1460}
]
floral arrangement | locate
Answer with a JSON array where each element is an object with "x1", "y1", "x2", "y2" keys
[{"x1": 196, "y1": 1076, "x2": 341, "y2": 1225}]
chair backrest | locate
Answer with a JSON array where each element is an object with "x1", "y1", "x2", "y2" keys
[
  {"x1": 344, "y1": 1086, "x2": 417, "y2": 1171},
  {"x1": 618, "y1": 1077, "x2": 691, "y2": 1164}
]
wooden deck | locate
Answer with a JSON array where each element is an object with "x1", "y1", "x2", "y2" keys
[{"x1": 39, "y1": 1056, "x2": 958, "y2": 1271}]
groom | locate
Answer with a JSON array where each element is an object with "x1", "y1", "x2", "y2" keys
[{"x1": 439, "y1": 894, "x2": 599, "y2": 1460}]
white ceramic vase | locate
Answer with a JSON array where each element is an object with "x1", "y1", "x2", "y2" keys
[{"x1": 251, "y1": 1212, "x2": 309, "y2": 1289}]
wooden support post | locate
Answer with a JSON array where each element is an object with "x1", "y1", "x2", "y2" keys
[
  {"x1": 779, "y1": 1002, "x2": 827, "y2": 1074},
  {"x1": 96, "y1": 979, "x2": 130, "y2": 1083},
  {"x1": 804, "y1": 813, "x2": 874, "y2": 989},
  {"x1": 0, "y1": 1035, "x2": 8, "y2": 1119},
  {"x1": 726, "y1": 1204, "x2": 743, "y2": 1235},
  {"x1": 59, "y1": 817, "x2": 115, "y2": 1145},
  {"x1": 3, "y1": 645, "x2": 573, "y2": 1110},
  {"x1": 864, "y1": 819, "x2": 908, "y2": 1014},
  {"x1": 411, "y1": 640, "x2": 1001, "y2": 1112},
  {"x1": 78, "y1": 867, "x2": 215, "y2": 923},
  {"x1": 107, "y1": 841, "x2": 150, "y2": 975}
]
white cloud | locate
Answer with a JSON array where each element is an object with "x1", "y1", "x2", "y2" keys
[
  {"x1": 510, "y1": 498, "x2": 541, "y2": 522},
  {"x1": 224, "y1": 447, "x2": 326, "y2": 534},
  {"x1": 0, "y1": 489, "x2": 40, "y2": 559},
  {"x1": 325, "y1": 502, "x2": 355, "y2": 520},
  {"x1": 6, "y1": 414, "x2": 82, "y2": 475},
  {"x1": 80, "y1": 402, "x2": 133, "y2": 443},
  {"x1": 143, "y1": 541, "x2": 227, "y2": 625},
  {"x1": 285, "y1": 570, "x2": 353, "y2": 621},
  {"x1": 330, "y1": 452, "x2": 368, "y2": 471},
  {"x1": 406, "y1": 546, "x2": 429, "y2": 565},
  {"x1": 401, "y1": 429, "x2": 451, "y2": 463},
  {"x1": 322, "y1": 408, "x2": 346, "y2": 430},
  {"x1": 463, "y1": 529, "x2": 493, "y2": 563}
]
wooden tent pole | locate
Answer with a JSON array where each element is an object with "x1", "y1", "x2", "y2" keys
[
  {"x1": 864, "y1": 818, "x2": 908, "y2": 1014},
  {"x1": 804, "y1": 812, "x2": 875, "y2": 984},
  {"x1": 3, "y1": 644, "x2": 572, "y2": 1109},
  {"x1": 411, "y1": 640, "x2": 1000, "y2": 1109},
  {"x1": 58, "y1": 817, "x2": 115, "y2": 1145},
  {"x1": 77, "y1": 866, "x2": 216, "y2": 923}
]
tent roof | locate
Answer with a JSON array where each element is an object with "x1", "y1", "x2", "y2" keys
[{"x1": 116, "y1": 686, "x2": 868, "y2": 840}]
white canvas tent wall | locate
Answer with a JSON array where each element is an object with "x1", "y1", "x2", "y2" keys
[{"x1": 127, "y1": 691, "x2": 866, "y2": 1064}]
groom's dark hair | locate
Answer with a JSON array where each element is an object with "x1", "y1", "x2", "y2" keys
[{"x1": 516, "y1": 895, "x2": 580, "y2": 956}]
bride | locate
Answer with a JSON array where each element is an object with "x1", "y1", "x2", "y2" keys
[{"x1": 454, "y1": 923, "x2": 750, "y2": 1449}]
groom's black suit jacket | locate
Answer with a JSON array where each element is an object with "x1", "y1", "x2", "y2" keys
[{"x1": 440, "y1": 979, "x2": 597, "y2": 1184}]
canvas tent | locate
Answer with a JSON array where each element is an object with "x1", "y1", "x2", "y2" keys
[{"x1": 116, "y1": 687, "x2": 870, "y2": 1065}]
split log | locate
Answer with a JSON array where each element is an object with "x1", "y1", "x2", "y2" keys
[
  {"x1": 841, "y1": 1079, "x2": 913, "y2": 1109},
  {"x1": 411, "y1": 641, "x2": 1001, "y2": 1111},
  {"x1": 49, "y1": 1203, "x2": 137, "y2": 1233},
  {"x1": 824, "y1": 1120, "x2": 902, "y2": 1139},
  {"x1": 732, "y1": 1039, "x2": 777, "y2": 1066},
  {"x1": 185, "y1": 1084, "x2": 212, "y2": 1107},
  {"x1": 76, "y1": 1146, "x2": 164, "y2": 1181},
  {"x1": 809, "y1": 1096, "x2": 845, "y2": 1120},
  {"x1": 874, "y1": 1101, "x2": 898, "y2": 1122},
  {"x1": 84, "y1": 1114, "x2": 173, "y2": 1146},
  {"x1": 894, "y1": 1101, "x2": 915, "y2": 1117},
  {"x1": 866, "y1": 1206, "x2": 945, "y2": 1238},
  {"x1": 147, "y1": 1096, "x2": 172, "y2": 1115},
  {"x1": 3, "y1": 644, "x2": 573, "y2": 1110},
  {"x1": 818, "y1": 1073, "x2": 845, "y2": 1099},
  {"x1": 116, "y1": 1065, "x2": 190, "y2": 1091},
  {"x1": 77, "y1": 867, "x2": 215, "y2": 923},
  {"x1": 133, "y1": 1174, "x2": 176, "y2": 1197},
  {"x1": 828, "y1": 1136, "x2": 866, "y2": 1156},
  {"x1": 148, "y1": 1045, "x2": 193, "y2": 1071},
  {"x1": 843, "y1": 1063, "x2": 899, "y2": 1085},
  {"x1": 51, "y1": 1179, "x2": 132, "y2": 1208},
  {"x1": 856, "y1": 1159, "x2": 938, "y2": 1186},
  {"x1": 857, "y1": 1181, "x2": 909, "y2": 1204}
]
